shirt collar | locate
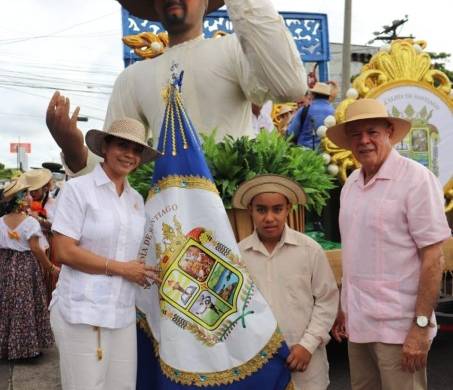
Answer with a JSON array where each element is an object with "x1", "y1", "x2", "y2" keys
[
  {"x1": 93, "y1": 163, "x2": 131, "y2": 193},
  {"x1": 242, "y1": 225, "x2": 300, "y2": 254},
  {"x1": 355, "y1": 148, "x2": 401, "y2": 186},
  {"x1": 166, "y1": 34, "x2": 204, "y2": 51}
]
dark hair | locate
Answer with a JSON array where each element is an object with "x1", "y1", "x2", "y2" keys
[{"x1": 0, "y1": 190, "x2": 19, "y2": 216}]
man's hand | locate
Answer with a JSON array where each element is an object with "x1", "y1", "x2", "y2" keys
[
  {"x1": 331, "y1": 310, "x2": 348, "y2": 342},
  {"x1": 401, "y1": 324, "x2": 430, "y2": 373},
  {"x1": 286, "y1": 344, "x2": 312, "y2": 372},
  {"x1": 46, "y1": 91, "x2": 88, "y2": 173}
]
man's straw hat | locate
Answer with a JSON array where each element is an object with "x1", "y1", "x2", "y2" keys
[
  {"x1": 21, "y1": 168, "x2": 52, "y2": 191},
  {"x1": 277, "y1": 105, "x2": 294, "y2": 117},
  {"x1": 309, "y1": 82, "x2": 331, "y2": 96},
  {"x1": 326, "y1": 98, "x2": 411, "y2": 150},
  {"x1": 1, "y1": 180, "x2": 30, "y2": 200},
  {"x1": 118, "y1": 0, "x2": 224, "y2": 22},
  {"x1": 232, "y1": 174, "x2": 306, "y2": 209},
  {"x1": 85, "y1": 118, "x2": 160, "y2": 165}
]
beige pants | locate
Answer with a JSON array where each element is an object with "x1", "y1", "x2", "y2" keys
[
  {"x1": 50, "y1": 305, "x2": 137, "y2": 390},
  {"x1": 348, "y1": 341, "x2": 427, "y2": 390},
  {"x1": 292, "y1": 346, "x2": 330, "y2": 390}
]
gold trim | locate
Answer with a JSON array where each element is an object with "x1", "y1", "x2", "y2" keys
[
  {"x1": 445, "y1": 177, "x2": 453, "y2": 213},
  {"x1": 285, "y1": 381, "x2": 296, "y2": 390},
  {"x1": 354, "y1": 40, "x2": 452, "y2": 100},
  {"x1": 148, "y1": 175, "x2": 219, "y2": 200},
  {"x1": 159, "y1": 329, "x2": 285, "y2": 386},
  {"x1": 137, "y1": 310, "x2": 289, "y2": 387}
]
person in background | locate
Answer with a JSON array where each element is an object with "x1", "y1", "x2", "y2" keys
[
  {"x1": 329, "y1": 99, "x2": 451, "y2": 390},
  {"x1": 233, "y1": 174, "x2": 339, "y2": 390},
  {"x1": 275, "y1": 104, "x2": 296, "y2": 135},
  {"x1": 49, "y1": 118, "x2": 160, "y2": 390},
  {"x1": 0, "y1": 179, "x2": 57, "y2": 360},
  {"x1": 21, "y1": 168, "x2": 58, "y2": 300},
  {"x1": 287, "y1": 82, "x2": 335, "y2": 149},
  {"x1": 22, "y1": 168, "x2": 53, "y2": 236}
]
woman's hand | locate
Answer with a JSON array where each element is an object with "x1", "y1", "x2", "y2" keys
[
  {"x1": 50, "y1": 264, "x2": 61, "y2": 277},
  {"x1": 120, "y1": 260, "x2": 161, "y2": 288}
]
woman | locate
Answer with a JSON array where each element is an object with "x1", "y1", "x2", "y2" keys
[
  {"x1": 22, "y1": 168, "x2": 56, "y2": 300},
  {"x1": 50, "y1": 117, "x2": 160, "y2": 390},
  {"x1": 0, "y1": 179, "x2": 57, "y2": 359},
  {"x1": 24, "y1": 168, "x2": 55, "y2": 229}
]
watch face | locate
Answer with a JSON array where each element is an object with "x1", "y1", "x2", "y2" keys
[{"x1": 416, "y1": 316, "x2": 429, "y2": 327}]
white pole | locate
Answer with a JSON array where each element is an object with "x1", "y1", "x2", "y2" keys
[{"x1": 341, "y1": 0, "x2": 352, "y2": 98}]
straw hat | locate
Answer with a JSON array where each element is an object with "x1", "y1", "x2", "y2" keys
[
  {"x1": 326, "y1": 98, "x2": 411, "y2": 150},
  {"x1": 1, "y1": 180, "x2": 30, "y2": 201},
  {"x1": 232, "y1": 174, "x2": 306, "y2": 209},
  {"x1": 309, "y1": 82, "x2": 331, "y2": 96},
  {"x1": 118, "y1": 0, "x2": 224, "y2": 21},
  {"x1": 22, "y1": 168, "x2": 52, "y2": 191},
  {"x1": 277, "y1": 105, "x2": 294, "y2": 117},
  {"x1": 85, "y1": 118, "x2": 160, "y2": 164}
]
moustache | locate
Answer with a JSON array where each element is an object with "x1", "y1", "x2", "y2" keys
[{"x1": 164, "y1": 0, "x2": 186, "y2": 10}]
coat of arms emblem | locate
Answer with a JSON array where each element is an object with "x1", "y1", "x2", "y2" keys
[{"x1": 157, "y1": 216, "x2": 253, "y2": 345}]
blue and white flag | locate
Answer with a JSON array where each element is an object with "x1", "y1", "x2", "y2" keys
[{"x1": 136, "y1": 64, "x2": 293, "y2": 390}]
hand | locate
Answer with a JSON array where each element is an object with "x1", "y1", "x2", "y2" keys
[
  {"x1": 50, "y1": 264, "x2": 60, "y2": 277},
  {"x1": 331, "y1": 310, "x2": 348, "y2": 342},
  {"x1": 286, "y1": 344, "x2": 312, "y2": 372},
  {"x1": 122, "y1": 260, "x2": 161, "y2": 288},
  {"x1": 401, "y1": 324, "x2": 430, "y2": 373},
  {"x1": 46, "y1": 91, "x2": 87, "y2": 172}
]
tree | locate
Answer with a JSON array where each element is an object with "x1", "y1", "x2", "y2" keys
[
  {"x1": 429, "y1": 52, "x2": 453, "y2": 82},
  {"x1": 0, "y1": 163, "x2": 19, "y2": 180}
]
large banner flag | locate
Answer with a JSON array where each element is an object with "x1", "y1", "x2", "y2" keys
[{"x1": 135, "y1": 64, "x2": 294, "y2": 390}]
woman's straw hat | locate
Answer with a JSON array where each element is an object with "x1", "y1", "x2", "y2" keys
[
  {"x1": 232, "y1": 174, "x2": 306, "y2": 209},
  {"x1": 85, "y1": 118, "x2": 160, "y2": 165},
  {"x1": 118, "y1": 0, "x2": 224, "y2": 21},
  {"x1": 1, "y1": 180, "x2": 30, "y2": 200},
  {"x1": 326, "y1": 98, "x2": 411, "y2": 149},
  {"x1": 22, "y1": 168, "x2": 52, "y2": 191},
  {"x1": 309, "y1": 82, "x2": 331, "y2": 96}
]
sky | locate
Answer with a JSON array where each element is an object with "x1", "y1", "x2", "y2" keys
[{"x1": 1, "y1": 0, "x2": 451, "y2": 168}]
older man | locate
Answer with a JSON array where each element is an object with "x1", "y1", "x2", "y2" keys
[
  {"x1": 233, "y1": 175, "x2": 339, "y2": 390},
  {"x1": 46, "y1": 0, "x2": 307, "y2": 176},
  {"x1": 329, "y1": 99, "x2": 451, "y2": 390}
]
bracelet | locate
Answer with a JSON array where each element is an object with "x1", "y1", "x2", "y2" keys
[
  {"x1": 49, "y1": 264, "x2": 55, "y2": 273},
  {"x1": 105, "y1": 258, "x2": 112, "y2": 277}
]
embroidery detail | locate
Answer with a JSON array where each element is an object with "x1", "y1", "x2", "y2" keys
[{"x1": 148, "y1": 175, "x2": 218, "y2": 200}]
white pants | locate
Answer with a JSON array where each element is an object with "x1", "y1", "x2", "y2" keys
[{"x1": 50, "y1": 305, "x2": 137, "y2": 390}]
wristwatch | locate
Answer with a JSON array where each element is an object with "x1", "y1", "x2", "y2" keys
[{"x1": 415, "y1": 315, "x2": 430, "y2": 328}]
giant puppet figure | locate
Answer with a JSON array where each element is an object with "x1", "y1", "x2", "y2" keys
[{"x1": 46, "y1": 0, "x2": 307, "y2": 176}]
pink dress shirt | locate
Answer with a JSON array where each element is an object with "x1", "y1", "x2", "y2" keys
[{"x1": 339, "y1": 149, "x2": 451, "y2": 344}]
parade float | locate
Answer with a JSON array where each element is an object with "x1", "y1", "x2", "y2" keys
[{"x1": 121, "y1": 11, "x2": 453, "y2": 287}]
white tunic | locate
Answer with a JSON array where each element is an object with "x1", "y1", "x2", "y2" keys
[
  {"x1": 50, "y1": 164, "x2": 145, "y2": 329},
  {"x1": 69, "y1": 0, "x2": 307, "y2": 176}
]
